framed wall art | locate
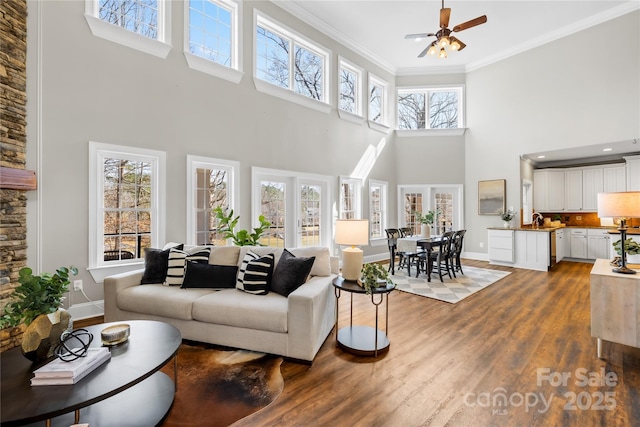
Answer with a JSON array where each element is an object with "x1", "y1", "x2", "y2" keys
[{"x1": 478, "y1": 179, "x2": 506, "y2": 215}]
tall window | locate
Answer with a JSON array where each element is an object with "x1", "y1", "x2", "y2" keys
[
  {"x1": 187, "y1": 0, "x2": 237, "y2": 66},
  {"x1": 253, "y1": 168, "x2": 331, "y2": 248},
  {"x1": 85, "y1": 0, "x2": 171, "y2": 58},
  {"x1": 397, "y1": 86, "x2": 464, "y2": 130},
  {"x1": 338, "y1": 58, "x2": 362, "y2": 116},
  {"x1": 340, "y1": 177, "x2": 363, "y2": 219},
  {"x1": 89, "y1": 142, "x2": 165, "y2": 269},
  {"x1": 368, "y1": 74, "x2": 388, "y2": 126},
  {"x1": 187, "y1": 156, "x2": 238, "y2": 246},
  {"x1": 255, "y1": 13, "x2": 329, "y2": 103},
  {"x1": 369, "y1": 180, "x2": 387, "y2": 239},
  {"x1": 403, "y1": 191, "x2": 424, "y2": 236},
  {"x1": 434, "y1": 191, "x2": 453, "y2": 234}
]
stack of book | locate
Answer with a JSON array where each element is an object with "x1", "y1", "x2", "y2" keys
[{"x1": 31, "y1": 347, "x2": 111, "y2": 386}]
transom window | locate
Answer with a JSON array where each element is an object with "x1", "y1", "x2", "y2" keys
[
  {"x1": 338, "y1": 58, "x2": 363, "y2": 116},
  {"x1": 368, "y1": 73, "x2": 388, "y2": 126},
  {"x1": 397, "y1": 86, "x2": 464, "y2": 130},
  {"x1": 98, "y1": 0, "x2": 159, "y2": 38},
  {"x1": 187, "y1": 0, "x2": 236, "y2": 68},
  {"x1": 255, "y1": 13, "x2": 329, "y2": 104}
]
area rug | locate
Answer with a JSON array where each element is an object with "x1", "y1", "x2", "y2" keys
[
  {"x1": 160, "y1": 343, "x2": 284, "y2": 426},
  {"x1": 391, "y1": 265, "x2": 511, "y2": 303}
]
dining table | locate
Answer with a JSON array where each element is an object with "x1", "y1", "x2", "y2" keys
[{"x1": 390, "y1": 235, "x2": 444, "y2": 282}]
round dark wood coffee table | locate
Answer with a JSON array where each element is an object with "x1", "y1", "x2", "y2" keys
[{"x1": 1, "y1": 320, "x2": 181, "y2": 427}]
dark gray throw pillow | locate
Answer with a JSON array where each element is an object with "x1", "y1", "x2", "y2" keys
[
  {"x1": 181, "y1": 262, "x2": 238, "y2": 289},
  {"x1": 271, "y1": 249, "x2": 315, "y2": 297},
  {"x1": 140, "y1": 244, "x2": 184, "y2": 284}
]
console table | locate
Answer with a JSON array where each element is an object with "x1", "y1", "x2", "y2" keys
[
  {"x1": 1, "y1": 320, "x2": 181, "y2": 427},
  {"x1": 590, "y1": 259, "x2": 640, "y2": 358},
  {"x1": 333, "y1": 276, "x2": 394, "y2": 357}
]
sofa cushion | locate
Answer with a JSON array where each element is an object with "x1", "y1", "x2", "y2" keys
[
  {"x1": 209, "y1": 246, "x2": 241, "y2": 266},
  {"x1": 165, "y1": 247, "x2": 211, "y2": 286},
  {"x1": 236, "y1": 251, "x2": 274, "y2": 295},
  {"x1": 192, "y1": 290, "x2": 288, "y2": 333},
  {"x1": 117, "y1": 284, "x2": 213, "y2": 320},
  {"x1": 289, "y1": 247, "x2": 331, "y2": 276},
  {"x1": 181, "y1": 262, "x2": 238, "y2": 289},
  {"x1": 271, "y1": 249, "x2": 315, "y2": 297},
  {"x1": 140, "y1": 244, "x2": 184, "y2": 284}
]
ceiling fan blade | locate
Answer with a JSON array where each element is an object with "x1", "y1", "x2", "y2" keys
[
  {"x1": 418, "y1": 45, "x2": 431, "y2": 58},
  {"x1": 440, "y1": 7, "x2": 451, "y2": 28},
  {"x1": 452, "y1": 15, "x2": 487, "y2": 32},
  {"x1": 405, "y1": 33, "x2": 435, "y2": 39}
]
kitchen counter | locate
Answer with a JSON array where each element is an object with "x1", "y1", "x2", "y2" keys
[{"x1": 487, "y1": 226, "x2": 639, "y2": 233}]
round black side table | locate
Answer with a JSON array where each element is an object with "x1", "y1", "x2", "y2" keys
[{"x1": 333, "y1": 276, "x2": 395, "y2": 357}]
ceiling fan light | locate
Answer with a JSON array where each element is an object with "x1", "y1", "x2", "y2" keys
[
  {"x1": 427, "y1": 44, "x2": 438, "y2": 56},
  {"x1": 450, "y1": 38, "x2": 461, "y2": 51},
  {"x1": 438, "y1": 36, "x2": 450, "y2": 48},
  {"x1": 438, "y1": 48, "x2": 447, "y2": 59}
]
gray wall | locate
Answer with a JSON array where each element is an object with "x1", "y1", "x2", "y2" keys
[{"x1": 25, "y1": 1, "x2": 639, "y2": 314}]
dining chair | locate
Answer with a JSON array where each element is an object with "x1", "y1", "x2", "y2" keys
[
  {"x1": 451, "y1": 229, "x2": 466, "y2": 276},
  {"x1": 385, "y1": 228, "x2": 401, "y2": 273},
  {"x1": 420, "y1": 231, "x2": 454, "y2": 282}
]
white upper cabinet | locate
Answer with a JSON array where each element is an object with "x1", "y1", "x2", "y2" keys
[
  {"x1": 603, "y1": 165, "x2": 626, "y2": 193},
  {"x1": 582, "y1": 168, "x2": 603, "y2": 211},
  {"x1": 624, "y1": 155, "x2": 640, "y2": 191},
  {"x1": 534, "y1": 170, "x2": 564, "y2": 212},
  {"x1": 565, "y1": 169, "x2": 583, "y2": 211}
]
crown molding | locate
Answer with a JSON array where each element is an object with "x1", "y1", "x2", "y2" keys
[
  {"x1": 271, "y1": 0, "x2": 396, "y2": 75},
  {"x1": 396, "y1": 65, "x2": 466, "y2": 76}
]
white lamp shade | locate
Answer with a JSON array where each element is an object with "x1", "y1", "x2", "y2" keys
[
  {"x1": 335, "y1": 219, "x2": 369, "y2": 246},
  {"x1": 597, "y1": 192, "x2": 640, "y2": 218}
]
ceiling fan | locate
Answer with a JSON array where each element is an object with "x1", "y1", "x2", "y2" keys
[{"x1": 405, "y1": 0, "x2": 487, "y2": 58}]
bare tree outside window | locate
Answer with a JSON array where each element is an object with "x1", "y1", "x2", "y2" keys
[
  {"x1": 398, "y1": 92, "x2": 425, "y2": 130},
  {"x1": 294, "y1": 46, "x2": 323, "y2": 100},
  {"x1": 339, "y1": 68, "x2": 357, "y2": 113},
  {"x1": 369, "y1": 84, "x2": 382, "y2": 123},
  {"x1": 99, "y1": 0, "x2": 158, "y2": 39},
  {"x1": 260, "y1": 181, "x2": 286, "y2": 247},
  {"x1": 300, "y1": 185, "x2": 321, "y2": 246},
  {"x1": 370, "y1": 185, "x2": 382, "y2": 238},
  {"x1": 404, "y1": 192, "x2": 423, "y2": 236},
  {"x1": 195, "y1": 168, "x2": 228, "y2": 245},
  {"x1": 429, "y1": 91, "x2": 458, "y2": 129},
  {"x1": 256, "y1": 26, "x2": 289, "y2": 89},
  {"x1": 103, "y1": 158, "x2": 152, "y2": 261}
]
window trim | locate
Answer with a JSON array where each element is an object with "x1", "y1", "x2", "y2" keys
[
  {"x1": 396, "y1": 84, "x2": 466, "y2": 132},
  {"x1": 186, "y1": 155, "x2": 239, "y2": 246},
  {"x1": 339, "y1": 176, "x2": 363, "y2": 220},
  {"x1": 369, "y1": 179, "x2": 388, "y2": 243},
  {"x1": 253, "y1": 10, "x2": 331, "y2": 114},
  {"x1": 88, "y1": 141, "x2": 166, "y2": 283},
  {"x1": 338, "y1": 56, "x2": 364, "y2": 121},
  {"x1": 183, "y1": 0, "x2": 243, "y2": 84},
  {"x1": 84, "y1": 0, "x2": 172, "y2": 59}
]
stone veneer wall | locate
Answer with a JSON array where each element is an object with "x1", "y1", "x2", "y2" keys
[{"x1": 0, "y1": 0, "x2": 29, "y2": 352}]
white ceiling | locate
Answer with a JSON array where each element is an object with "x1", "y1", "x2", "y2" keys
[{"x1": 275, "y1": 0, "x2": 639, "y2": 75}]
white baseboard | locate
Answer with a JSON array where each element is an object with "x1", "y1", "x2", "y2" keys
[
  {"x1": 68, "y1": 301, "x2": 104, "y2": 321},
  {"x1": 462, "y1": 251, "x2": 489, "y2": 261}
]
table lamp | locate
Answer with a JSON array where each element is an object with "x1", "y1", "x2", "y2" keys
[
  {"x1": 597, "y1": 191, "x2": 640, "y2": 275},
  {"x1": 335, "y1": 219, "x2": 369, "y2": 281}
]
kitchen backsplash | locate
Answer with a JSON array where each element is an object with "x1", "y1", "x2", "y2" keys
[{"x1": 534, "y1": 212, "x2": 640, "y2": 228}]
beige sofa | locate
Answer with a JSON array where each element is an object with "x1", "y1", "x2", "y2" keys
[{"x1": 104, "y1": 246, "x2": 338, "y2": 362}]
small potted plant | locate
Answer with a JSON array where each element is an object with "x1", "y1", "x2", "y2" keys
[
  {"x1": 360, "y1": 263, "x2": 394, "y2": 295},
  {"x1": 1, "y1": 266, "x2": 78, "y2": 361},
  {"x1": 612, "y1": 237, "x2": 640, "y2": 265},
  {"x1": 213, "y1": 207, "x2": 271, "y2": 246},
  {"x1": 414, "y1": 210, "x2": 436, "y2": 237},
  {"x1": 501, "y1": 209, "x2": 515, "y2": 228}
]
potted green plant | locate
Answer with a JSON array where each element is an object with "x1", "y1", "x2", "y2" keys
[
  {"x1": 501, "y1": 209, "x2": 515, "y2": 228},
  {"x1": 414, "y1": 210, "x2": 436, "y2": 237},
  {"x1": 612, "y1": 237, "x2": 640, "y2": 264},
  {"x1": 360, "y1": 263, "x2": 394, "y2": 295},
  {"x1": 1, "y1": 266, "x2": 78, "y2": 361},
  {"x1": 213, "y1": 207, "x2": 271, "y2": 246}
]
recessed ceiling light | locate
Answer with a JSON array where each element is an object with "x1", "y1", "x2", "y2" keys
[
  {"x1": 602, "y1": 148, "x2": 613, "y2": 152},
  {"x1": 537, "y1": 155, "x2": 546, "y2": 159}
]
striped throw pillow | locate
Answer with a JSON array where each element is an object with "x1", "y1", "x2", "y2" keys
[
  {"x1": 165, "y1": 247, "x2": 211, "y2": 286},
  {"x1": 236, "y1": 251, "x2": 274, "y2": 295}
]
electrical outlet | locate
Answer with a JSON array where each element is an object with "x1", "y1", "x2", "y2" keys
[
  {"x1": 479, "y1": 242, "x2": 484, "y2": 248},
  {"x1": 73, "y1": 280, "x2": 83, "y2": 291},
  {"x1": 576, "y1": 216, "x2": 582, "y2": 221}
]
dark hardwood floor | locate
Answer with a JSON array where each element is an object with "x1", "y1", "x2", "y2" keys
[
  {"x1": 82, "y1": 259, "x2": 640, "y2": 426},
  {"x1": 232, "y1": 259, "x2": 640, "y2": 427}
]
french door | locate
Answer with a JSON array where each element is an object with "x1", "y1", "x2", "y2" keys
[
  {"x1": 398, "y1": 185, "x2": 464, "y2": 234},
  {"x1": 252, "y1": 168, "x2": 331, "y2": 248}
]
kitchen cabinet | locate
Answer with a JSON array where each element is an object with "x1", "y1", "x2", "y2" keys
[
  {"x1": 515, "y1": 230, "x2": 550, "y2": 271},
  {"x1": 582, "y1": 168, "x2": 604, "y2": 211},
  {"x1": 624, "y1": 155, "x2": 640, "y2": 191},
  {"x1": 533, "y1": 170, "x2": 565, "y2": 212},
  {"x1": 603, "y1": 165, "x2": 626, "y2": 192},
  {"x1": 488, "y1": 229, "x2": 514, "y2": 264},
  {"x1": 565, "y1": 169, "x2": 583, "y2": 211},
  {"x1": 570, "y1": 228, "x2": 588, "y2": 259},
  {"x1": 588, "y1": 229, "x2": 611, "y2": 260}
]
